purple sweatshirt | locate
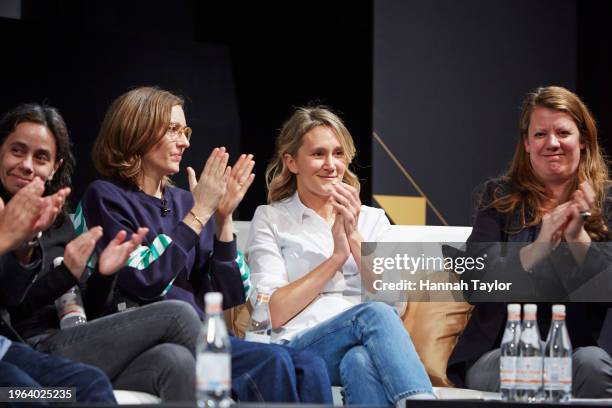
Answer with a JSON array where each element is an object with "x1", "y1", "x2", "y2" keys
[{"x1": 80, "y1": 178, "x2": 245, "y2": 315}]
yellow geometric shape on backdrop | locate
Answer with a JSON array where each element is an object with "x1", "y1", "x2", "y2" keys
[{"x1": 373, "y1": 195, "x2": 426, "y2": 225}]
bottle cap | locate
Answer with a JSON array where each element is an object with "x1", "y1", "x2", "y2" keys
[
  {"x1": 205, "y1": 292, "x2": 223, "y2": 305},
  {"x1": 552, "y1": 304, "x2": 566, "y2": 314},
  {"x1": 507, "y1": 304, "x2": 521, "y2": 313},
  {"x1": 523, "y1": 304, "x2": 537, "y2": 313}
]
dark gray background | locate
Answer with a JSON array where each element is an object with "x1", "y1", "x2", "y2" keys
[{"x1": 374, "y1": 0, "x2": 576, "y2": 225}]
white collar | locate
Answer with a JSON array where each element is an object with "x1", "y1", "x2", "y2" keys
[{"x1": 280, "y1": 191, "x2": 310, "y2": 222}]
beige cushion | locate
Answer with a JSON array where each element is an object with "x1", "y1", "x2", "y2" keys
[
  {"x1": 225, "y1": 303, "x2": 251, "y2": 339},
  {"x1": 401, "y1": 270, "x2": 472, "y2": 387}
]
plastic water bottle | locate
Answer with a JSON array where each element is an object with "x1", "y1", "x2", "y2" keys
[
  {"x1": 196, "y1": 292, "x2": 232, "y2": 408},
  {"x1": 516, "y1": 304, "x2": 543, "y2": 402},
  {"x1": 500, "y1": 304, "x2": 522, "y2": 401},
  {"x1": 544, "y1": 304, "x2": 572, "y2": 402},
  {"x1": 55, "y1": 286, "x2": 87, "y2": 329},
  {"x1": 244, "y1": 286, "x2": 271, "y2": 343}
]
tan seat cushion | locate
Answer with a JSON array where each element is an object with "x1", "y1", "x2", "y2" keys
[
  {"x1": 401, "y1": 268, "x2": 473, "y2": 387},
  {"x1": 225, "y1": 302, "x2": 252, "y2": 339}
]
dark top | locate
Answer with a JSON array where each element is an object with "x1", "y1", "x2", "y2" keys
[
  {"x1": 79, "y1": 178, "x2": 245, "y2": 315},
  {"x1": 0, "y1": 250, "x2": 42, "y2": 341},
  {"x1": 0, "y1": 183, "x2": 115, "y2": 340},
  {"x1": 447, "y1": 179, "x2": 612, "y2": 387}
]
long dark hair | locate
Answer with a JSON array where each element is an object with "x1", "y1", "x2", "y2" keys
[{"x1": 0, "y1": 103, "x2": 75, "y2": 219}]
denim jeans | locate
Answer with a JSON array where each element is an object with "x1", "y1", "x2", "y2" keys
[
  {"x1": 0, "y1": 341, "x2": 116, "y2": 406},
  {"x1": 231, "y1": 337, "x2": 332, "y2": 403},
  {"x1": 30, "y1": 300, "x2": 200, "y2": 401},
  {"x1": 287, "y1": 302, "x2": 433, "y2": 405}
]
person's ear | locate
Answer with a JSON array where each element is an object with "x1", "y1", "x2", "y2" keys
[
  {"x1": 48, "y1": 158, "x2": 64, "y2": 181},
  {"x1": 283, "y1": 153, "x2": 298, "y2": 174},
  {"x1": 523, "y1": 136, "x2": 531, "y2": 154}
]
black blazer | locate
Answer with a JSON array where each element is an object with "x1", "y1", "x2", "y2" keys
[{"x1": 447, "y1": 180, "x2": 612, "y2": 387}]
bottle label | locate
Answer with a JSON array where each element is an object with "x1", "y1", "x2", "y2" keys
[
  {"x1": 244, "y1": 332, "x2": 271, "y2": 344},
  {"x1": 544, "y1": 357, "x2": 572, "y2": 391},
  {"x1": 517, "y1": 357, "x2": 543, "y2": 390},
  {"x1": 500, "y1": 356, "x2": 517, "y2": 388},
  {"x1": 55, "y1": 290, "x2": 86, "y2": 322},
  {"x1": 196, "y1": 353, "x2": 231, "y2": 392}
]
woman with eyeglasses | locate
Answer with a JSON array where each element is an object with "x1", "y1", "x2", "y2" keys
[
  {"x1": 0, "y1": 103, "x2": 210, "y2": 402},
  {"x1": 80, "y1": 86, "x2": 333, "y2": 404}
]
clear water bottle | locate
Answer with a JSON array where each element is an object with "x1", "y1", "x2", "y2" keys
[
  {"x1": 244, "y1": 286, "x2": 271, "y2": 344},
  {"x1": 516, "y1": 304, "x2": 543, "y2": 402},
  {"x1": 196, "y1": 292, "x2": 232, "y2": 408},
  {"x1": 500, "y1": 304, "x2": 522, "y2": 401},
  {"x1": 55, "y1": 285, "x2": 87, "y2": 329},
  {"x1": 544, "y1": 304, "x2": 572, "y2": 402}
]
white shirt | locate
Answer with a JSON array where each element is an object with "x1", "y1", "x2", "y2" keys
[{"x1": 246, "y1": 192, "x2": 392, "y2": 341}]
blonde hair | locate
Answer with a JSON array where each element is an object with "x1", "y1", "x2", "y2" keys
[
  {"x1": 490, "y1": 86, "x2": 610, "y2": 239},
  {"x1": 92, "y1": 86, "x2": 183, "y2": 187},
  {"x1": 266, "y1": 106, "x2": 359, "y2": 203}
]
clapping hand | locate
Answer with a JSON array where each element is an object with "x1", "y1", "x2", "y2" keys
[
  {"x1": 63, "y1": 227, "x2": 104, "y2": 280},
  {"x1": 0, "y1": 178, "x2": 70, "y2": 252},
  {"x1": 33, "y1": 187, "x2": 71, "y2": 232},
  {"x1": 98, "y1": 227, "x2": 148, "y2": 276},
  {"x1": 216, "y1": 154, "x2": 255, "y2": 220},
  {"x1": 187, "y1": 147, "x2": 231, "y2": 218},
  {"x1": 535, "y1": 181, "x2": 596, "y2": 251},
  {"x1": 330, "y1": 182, "x2": 361, "y2": 238},
  {"x1": 564, "y1": 181, "x2": 595, "y2": 242}
]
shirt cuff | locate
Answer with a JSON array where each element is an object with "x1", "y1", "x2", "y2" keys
[{"x1": 213, "y1": 235, "x2": 238, "y2": 262}]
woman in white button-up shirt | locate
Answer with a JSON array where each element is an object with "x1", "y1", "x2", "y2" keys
[{"x1": 247, "y1": 106, "x2": 433, "y2": 406}]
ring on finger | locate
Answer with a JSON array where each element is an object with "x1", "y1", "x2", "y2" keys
[{"x1": 580, "y1": 211, "x2": 591, "y2": 221}]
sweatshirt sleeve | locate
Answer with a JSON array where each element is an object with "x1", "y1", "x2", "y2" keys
[
  {"x1": 80, "y1": 181, "x2": 201, "y2": 301},
  {"x1": 189, "y1": 228, "x2": 246, "y2": 310}
]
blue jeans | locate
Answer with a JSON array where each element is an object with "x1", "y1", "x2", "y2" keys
[
  {"x1": 287, "y1": 302, "x2": 433, "y2": 405},
  {"x1": 0, "y1": 342, "x2": 116, "y2": 406},
  {"x1": 231, "y1": 337, "x2": 332, "y2": 403}
]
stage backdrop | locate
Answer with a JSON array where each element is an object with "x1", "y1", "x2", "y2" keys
[{"x1": 373, "y1": 0, "x2": 576, "y2": 226}]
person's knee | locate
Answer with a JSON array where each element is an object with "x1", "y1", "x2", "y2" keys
[
  {"x1": 574, "y1": 346, "x2": 610, "y2": 376},
  {"x1": 155, "y1": 300, "x2": 201, "y2": 347},
  {"x1": 0, "y1": 362, "x2": 39, "y2": 387},
  {"x1": 340, "y1": 346, "x2": 371, "y2": 374},
  {"x1": 573, "y1": 346, "x2": 612, "y2": 398},
  {"x1": 154, "y1": 344, "x2": 196, "y2": 378},
  {"x1": 359, "y1": 302, "x2": 399, "y2": 324},
  {"x1": 160, "y1": 300, "x2": 200, "y2": 325}
]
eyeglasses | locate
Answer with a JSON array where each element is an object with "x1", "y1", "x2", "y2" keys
[{"x1": 166, "y1": 122, "x2": 192, "y2": 142}]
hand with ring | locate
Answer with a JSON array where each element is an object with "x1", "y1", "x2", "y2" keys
[
  {"x1": 330, "y1": 182, "x2": 361, "y2": 237},
  {"x1": 564, "y1": 181, "x2": 596, "y2": 243}
]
